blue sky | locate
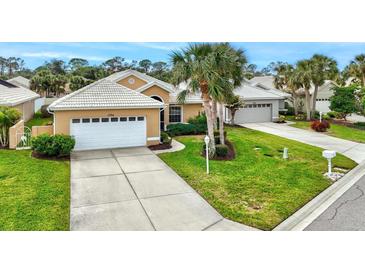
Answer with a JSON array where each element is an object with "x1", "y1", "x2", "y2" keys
[{"x1": 0, "y1": 42, "x2": 364, "y2": 70}]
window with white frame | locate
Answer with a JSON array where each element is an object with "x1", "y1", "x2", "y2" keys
[{"x1": 169, "y1": 105, "x2": 182, "y2": 123}]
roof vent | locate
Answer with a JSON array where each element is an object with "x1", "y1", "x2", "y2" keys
[{"x1": 0, "y1": 79, "x2": 18, "y2": 88}]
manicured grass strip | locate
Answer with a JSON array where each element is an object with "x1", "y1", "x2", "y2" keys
[
  {"x1": 0, "y1": 150, "x2": 70, "y2": 230},
  {"x1": 290, "y1": 121, "x2": 365, "y2": 143},
  {"x1": 25, "y1": 112, "x2": 52, "y2": 128},
  {"x1": 159, "y1": 127, "x2": 356, "y2": 230}
]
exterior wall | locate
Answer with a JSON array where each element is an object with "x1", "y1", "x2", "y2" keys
[
  {"x1": 142, "y1": 85, "x2": 170, "y2": 129},
  {"x1": 13, "y1": 100, "x2": 35, "y2": 122},
  {"x1": 9, "y1": 120, "x2": 24, "y2": 149},
  {"x1": 32, "y1": 125, "x2": 54, "y2": 137},
  {"x1": 182, "y1": 104, "x2": 203, "y2": 122},
  {"x1": 117, "y1": 75, "x2": 147, "y2": 90},
  {"x1": 53, "y1": 108, "x2": 160, "y2": 145}
]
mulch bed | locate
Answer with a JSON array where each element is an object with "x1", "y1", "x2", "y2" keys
[
  {"x1": 201, "y1": 139, "x2": 236, "y2": 161},
  {"x1": 330, "y1": 119, "x2": 365, "y2": 130},
  {"x1": 148, "y1": 143, "x2": 172, "y2": 151},
  {"x1": 31, "y1": 151, "x2": 70, "y2": 161}
]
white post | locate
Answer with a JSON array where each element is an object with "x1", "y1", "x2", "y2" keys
[
  {"x1": 328, "y1": 158, "x2": 332, "y2": 176},
  {"x1": 204, "y1": 135, "x2": 210, "y2": 174},
  {"x1": 320, "y1": 111, "x2": 323, "y2": 123},
  {"x1": 283, "y1": 147, "x2": 288, "y2": 159}
]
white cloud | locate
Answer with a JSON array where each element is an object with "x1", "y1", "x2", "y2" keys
[{"x1": 21, "y1": 51, "x2": 106, "y2": 61}]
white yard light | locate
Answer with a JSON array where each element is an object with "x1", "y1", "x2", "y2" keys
[
  {"x1": 204, "y1": 135, "x2": 210, "y2": 174},
  {"x1": 322, "y1": 150, "x2": 336, "y2": 176},
  {"x1": 319, "y1": 111, "x2": 323, "y2": 122},
  {"x1": 283, "y1": 147, "x2": 289, "y2": 159}
]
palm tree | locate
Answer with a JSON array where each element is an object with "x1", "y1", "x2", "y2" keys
[
  {"x1": 295, "y1": 60, "x2": 313, "y2": 121},
  {"x1": 170, "y1": 43, "x2": 246, "y2": 157},
  {"x1": 309, "y1": 54, "x2": 338, "y2": 117},
  {"x1": 345, "y1": 54, "x2": 365, "y2": 87},
  {"x1": 273, "y1": 63, "x2": 302, "y2": 115}
]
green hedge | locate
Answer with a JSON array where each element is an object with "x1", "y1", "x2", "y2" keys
[
  {"x1": 31, "y1": 134, "x2": 75, "y2": 157},
  {"x1": 167, "y1": 123, "x2": 206, "y2": 136}
]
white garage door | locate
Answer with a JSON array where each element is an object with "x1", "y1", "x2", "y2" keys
[
  {"x1": 235, "y1": 103, "x2": 272, "y2": 123},
  {"x1": 70, "y1": 116, "x2": 147, "y2": 150}
]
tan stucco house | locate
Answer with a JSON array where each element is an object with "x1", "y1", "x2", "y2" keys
[
  {"x1": 0, "y1": 79, "x2": 39, "y2": 122},
  {"x1": 48, "y1": 69, "x2": 204, "y2": 150}
]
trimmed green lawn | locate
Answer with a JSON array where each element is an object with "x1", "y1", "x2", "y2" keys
[
  {"x1": 0, "y1": 150, "x2": 70, "y2": 230},
  {"x1": 159, "y1": 127, "x2": 356, "y2": 230},
  {"x1": 25, "y1": 112, "x2": 52, "y2": 128},
  {"x1": 290, "y1": 120, "x2": 365, "y2": 143}
]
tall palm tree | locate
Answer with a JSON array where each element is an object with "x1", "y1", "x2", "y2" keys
[
  {"x1": 170, "y1": 43, "x2": 246, "y2": 157},
  {"x1": 273, "y1": 63, "x2": 302, "y2": 115},
  {"x1": 309, "y1": 54, "x2": 338, "y2": 117},
  {"x1": 295, "y1": 60, "x2": 313, "y2": 121},
  {"x1": 345, "y1": 54, "x2": 365, "y2": 87}
]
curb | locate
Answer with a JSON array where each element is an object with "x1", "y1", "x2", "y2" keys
[{"x1": 274, "y1": 160, "x2": 365, "y2": 231}]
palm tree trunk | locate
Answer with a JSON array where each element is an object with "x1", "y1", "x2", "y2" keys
[
  {"x1": 305, "y1": 90, "x2": 311, "y2": 121},
  {"x1": 311, "y1": 85, "x2": 319, "y2": 119},
  {"x1": 293, "y1": 95, "x2": 298, "y2": 116},
  {"x1": 200, "y1": 83, "x2": 215, "y2": 158},
  {"x1": 212, "y1": 100, "x2": 218, "y2": 130},
  {"x1": 218, "y1": 103, "x2": 225, "y2": 145}
]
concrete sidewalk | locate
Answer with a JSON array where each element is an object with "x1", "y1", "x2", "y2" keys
[
  {"x1": 70, "y1": 147, "x2": 258, "y2": 231},
  {"x1": 241, "y1": 122, "x2": 365, "y2": 163}
]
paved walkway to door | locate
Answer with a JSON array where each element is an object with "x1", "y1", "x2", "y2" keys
[
  {"x1": 240, "y1": 122, "x2": 365, "y2": 163},
  {"x1": 70, "y1": 147, "x2": 257, "y2": 231}
]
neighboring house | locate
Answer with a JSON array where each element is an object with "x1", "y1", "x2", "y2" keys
[
  {"x1": 224, "y1": 81, "x2": 290, "y2": 124},
  {"x1": 249, "y1": 76, "x2": 276, "y2": 90},
  {"x1": 251, "y1": 76, "x2": 337, "y2": 113},
  {"x1": 0, "y1": 79, "x2": 40, "y2": 121},
  {"x1": 7, "y1": 76, "x2": 31, "y2": 89},
  {"x1": 8, "y1": 76, "x2": 45, "y2": 112}
]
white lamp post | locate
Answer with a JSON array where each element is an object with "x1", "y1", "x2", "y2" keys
[
  {"x1": 204, "y1": 135, "x2": 210, "y2": 174},
  {"x1": 319, "y1": 111, "x2": 323, "y2": 123},
  {"x1": 322, "y1": 150, "x2": 336, "y2": 176}
]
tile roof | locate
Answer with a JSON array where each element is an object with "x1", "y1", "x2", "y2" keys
[
  {"x1": 0, "y1": 80, "x2": 39, "y2": 106},
  {"x1": 48, "y1": 79, "x2": 164, "y2": 111},
  {"x1": 7, "y1": 76, "x2": 31, "y2": 89},
  {"x1": 234, "y1": 83, "x2": 290, "y2": 100}
]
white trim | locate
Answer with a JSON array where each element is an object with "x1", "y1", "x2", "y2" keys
[{"x1": 147, "y1": 136, "x2": 160, "y2": 141}]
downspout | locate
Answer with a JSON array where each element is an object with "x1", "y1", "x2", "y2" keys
[{"x1": 47, "y1": 106, "x2": 55, "y2": 135}]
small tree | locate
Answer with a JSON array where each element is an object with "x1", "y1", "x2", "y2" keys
[
  {"x1": 226, "y1": 95, "x2": 245, "y2": 125},
  {"x1": 0, "y1": 106, "x2": 21, "y2": 147},
  {"x1": 329, "y1": 86, "x2": 357, "y2": 120}
]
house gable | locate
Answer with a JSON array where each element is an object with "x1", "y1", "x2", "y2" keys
[
  {"x1": 117, "y1": 75, "x2": 147, "y2": 90},
  {"x1": 142, "y1": 85, "x2": 170, "y2": 105}
]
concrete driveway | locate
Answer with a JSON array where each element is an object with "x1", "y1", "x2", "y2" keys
[
  {"x1": 241, "y1": 122, "x2": 365, "y2": 163},
  {"x1": 70, "y1": 147, "x2": 256, "y2": 231}
]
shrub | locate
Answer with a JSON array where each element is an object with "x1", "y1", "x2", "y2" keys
[
  {"x1": 327, "y1": 111, "x2": 337, "y2": 118},
  {"x1": 31, "y1": 134, "x2": 75, "y2": 157},
  {"x1": 295, "y1": 114, "x2": 305, "y2": 120},
  {"x1": 354, "y1": 122, "x2": 365, "y2": 130},
  {"x1": 40, "y1": 105, "x2": 52, "y2": 118},
  {"x1": 322, "y1": 114, "x2": 330, "y2": 120},
  {"x1": 188, "y1": 114, "x2": 207, "y2": 133},
  {"x1": 167, "y1": 121, "x2": 206, "y2": 137},
  {"x1": 0, "y1": 106, "x2": 21, "y2": 147},
  {"x1": 311, "y1": 120, "x2": 330, "y2": 132},
  {"x1": 215, "y1": 144, "x2": 229, "y2": 157},
  {"x1": 160, "y1": 131, "x2": 172, "y2": 145}
]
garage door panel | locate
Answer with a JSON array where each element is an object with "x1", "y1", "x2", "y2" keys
[
  {"x1": 71, "y1": 117, "x2": 147, "y2": 150},
  {"x1": 234, "y1": 104, "x2": 272, "y2": 124}
]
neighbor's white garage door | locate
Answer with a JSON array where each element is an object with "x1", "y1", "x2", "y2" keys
[
  {"x1": 70, "y1": 116, "x2": 146, "y2": 150},
  {"x1": 235, "y1": 103, "x2": 272, "y2": 123}
]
